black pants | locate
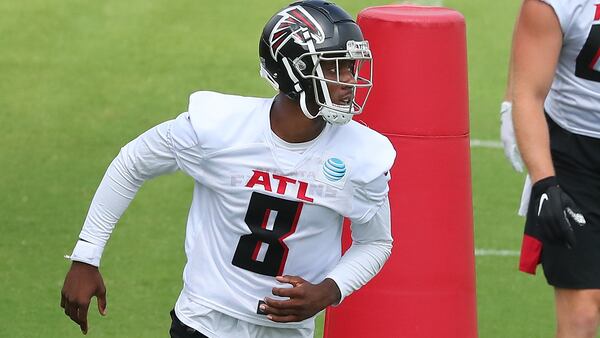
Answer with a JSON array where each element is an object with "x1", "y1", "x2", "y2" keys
[{"x1": 170, "y1": 309, "x2": 208, "y2": 338}]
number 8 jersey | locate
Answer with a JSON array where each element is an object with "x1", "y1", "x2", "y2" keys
[{"x1": 73, "y1": 91, "x2": 395, "y2": 329}]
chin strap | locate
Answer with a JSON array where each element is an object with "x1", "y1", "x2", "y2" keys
[
  {"x1": 299, "y1": 91, "x2": 318, "y2": 120},
  {"x1": 320, "y1": 107, "x2": 353, "y2": 125},
  {"x1": 299, "y1": 91, "x2": 353, "y2": 125}
]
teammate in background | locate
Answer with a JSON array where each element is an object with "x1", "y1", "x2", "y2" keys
[
  {"x1": 513, "y1": 0, "x2": 600, "y2": 337},
  {"x1": 499, "y1": 14, "x2": 534, "y2": 217},
  {"x1": 500, "y1": 21, "x2": 524, "y2": 174},
  {"x1": 60, "y1": 1, "x2": 395, "y2": 337}
]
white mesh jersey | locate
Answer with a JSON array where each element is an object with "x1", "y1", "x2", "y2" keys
[
  {"x1": 176, "y1": 91, "x2": 394, "y2": 328},
  {"x1": 71, "y1": 91, "x2": 395, "y2": 331},
  {"x1": 541, "y1": 0, "x2": 600, "y2": 138}
]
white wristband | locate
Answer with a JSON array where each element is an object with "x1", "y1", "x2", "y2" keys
[
  {"x1": 66, "y1": 240, "x2": 105, "y2": 267},
  {"x1": 500, "y1": 101, "x2": 512, "y2": 114}
]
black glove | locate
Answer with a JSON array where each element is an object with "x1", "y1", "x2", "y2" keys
[{"x1": 531, "y1": 176, "x2": 586, "y2": 248}]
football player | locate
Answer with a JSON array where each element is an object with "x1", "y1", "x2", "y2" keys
[
  {"x1": 513, "y1": 0, "x2": 600, "y2": 337},
  {"x1": 60, "y1": 1, "x2": 396, "y2": 337}
]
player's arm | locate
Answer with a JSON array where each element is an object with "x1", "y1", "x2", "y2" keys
[
  {"x1": 512, "y1": 0, "x2": 561, "y2": 183},
  {"x1": 512, "y1": 0, "x2": 586, "y2": 248},
  {"x1": 500, "y1": 10, "x2": 525, "y2": 172},
  {"x1": 324, "y1": 197, "x2": 392, "y2": 302},
  {"x1": 61, "y1": 115, "x2": 195, "y2": 334},
  {"x1": 262, "y1": 198, "x2": 393, "y2": 322}
]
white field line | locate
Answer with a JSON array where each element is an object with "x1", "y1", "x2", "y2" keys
[
  {"x1": 470, "y1": 141, "x2": 514, "y2": 259},
  {"x1": 396, "y1": 0, "x2": 444, "y2": 6},
  {"x1": 390, "y1": 0, "x2": 511, "y2": 259},
  {"x1": 390, "y1": 0, "x2": 502, "y2": 151},
  {"x1": 475, "y1": 249, "x2": 520, "y2": 256},
  {"x1": 470, "y1": 139, "x2": 503, "y2": 149}
]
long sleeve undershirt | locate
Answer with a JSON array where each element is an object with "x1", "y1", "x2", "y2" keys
[{"x1": 69, "y1": 119, "x2": 392, "y2": 303}]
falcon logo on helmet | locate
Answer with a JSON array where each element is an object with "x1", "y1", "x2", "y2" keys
[{"x1": 269, "y1": 6, "x2": 325, "y2": 60}]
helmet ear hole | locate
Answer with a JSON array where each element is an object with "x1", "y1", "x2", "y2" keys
[{"x1": 294, "y1": 55, "x2": 315, "y2": 78}]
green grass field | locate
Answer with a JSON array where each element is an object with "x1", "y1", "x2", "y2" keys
[{"x1": 0, "y1": 0, "x2": 556, "y2": 337}]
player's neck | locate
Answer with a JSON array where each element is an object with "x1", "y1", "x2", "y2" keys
[{"x1": 270, "y1": 93, "x2": 327, "y2": 143}]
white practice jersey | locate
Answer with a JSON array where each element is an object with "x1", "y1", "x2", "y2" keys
[
  {"x1": 71, "y1": 91, "x2": 396, "y2": 331},
  {"x1": 542, "y1": 0, "x2": 600, "y2": 138}
]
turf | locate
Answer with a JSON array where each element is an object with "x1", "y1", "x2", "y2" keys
[{"x1": 0, "y1": 0, "x2": 556, "y2": 337}]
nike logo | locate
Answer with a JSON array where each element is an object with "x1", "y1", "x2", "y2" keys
[{"x1": 538, "y1": 193, "x2": 549, "y2": 216}]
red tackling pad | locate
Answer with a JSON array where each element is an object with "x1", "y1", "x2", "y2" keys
[{"x1": 324, "y1": 6, "x2": 477, "y2": 338}]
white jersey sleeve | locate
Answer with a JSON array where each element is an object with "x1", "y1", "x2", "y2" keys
[
  {"x1": 324, "y1": 122, "x2": 396, "y2": 303},
  {"x1": 69, "y1": 113, "x2": 197, "y2": 266},
  {"x1": 539, "y1": 0, "x2": 600, "y2": 137},
  {"x1": 343, "y1": 122, "x2": 396, "y2": 224},
  {"x1": 539, "y1": 0, "x2": 578, "y2": 32},
  {"x1": 326, "y1": 197, "x2": 392, "y2": 303}
]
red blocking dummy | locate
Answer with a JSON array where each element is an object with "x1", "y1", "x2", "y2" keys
[{"x1": 324, "y1": 6, "x2": 477, "y2": 338}]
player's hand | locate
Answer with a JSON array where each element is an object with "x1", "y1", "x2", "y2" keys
[
  {"x1": 262, "y1": 275, "x2": 341, "y2": 323},
  {"x1": 500, "y1": 101, "x2": 525, "y2": 172},
  {"x1": 533, "y1": 176, "x2": 586, "y2": 249},
  {"x1": 61, "y1": 261, "x2": 107, "y2": 335}
]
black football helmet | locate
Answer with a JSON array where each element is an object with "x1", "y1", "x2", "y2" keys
[{"x1": 259, "y1": 1, "x2": 373, "y2": 124}]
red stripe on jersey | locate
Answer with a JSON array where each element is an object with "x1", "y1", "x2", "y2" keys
[
  {"x1": 595, "y1": 4, "x2": 600, "y2": 21},
  {"x1": 591, "y1": 47, "x2": 600, "y2": 71},
  {"x1": 277, "y1": 203, "x2": 303, "y2": 276},
  {"x1": 519, "y1": 234, "x2": 542, "y2": 275},
  {"x1": 251, "y1": 209, "x2": 272, "y2": 261}
]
